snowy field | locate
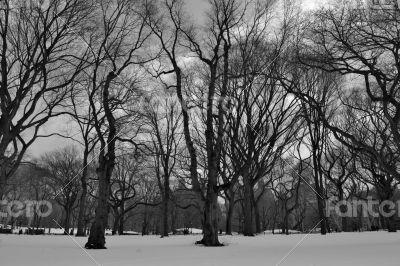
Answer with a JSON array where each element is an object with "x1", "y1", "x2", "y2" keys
[{"x1": 0, "y1": 232, "x2": 399, "y2": 266}]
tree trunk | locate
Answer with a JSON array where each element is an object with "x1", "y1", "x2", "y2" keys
[
  {"x1": 225, "y1": 193, "x2": 235, "y2": 235},
  {"x1": 0, "y1": 173, "x2": 6, "y2": 201},
  {"x1": 386, "y1": 216, "x2": 397, "y2": 232},
  {"x1": 380, "y1": 192, "x2": 396, "y2": 232},
  {"x1": 118, "y1": 217, "x2": 124, "y2": 235},
  {"x1": 383, "y1": 201, "x2": 397, "y2": 232},
  {"x1": 253, "y1": 197, "x2": 261, "y2": 234},
  {"x1": 196, "y1": 158, "x2": 221, "y2": 246},
  {"x1": 64, "y1": 208, "x2": 71, "y2": 235},
  {"x1": 85, "y1": 164, "x2": 111, "y2": 249},
  {"x1": 272, "y1": 204, "x2": 278, "y2": 234},
  {"x1": 142, "y1": 213, "x2": 148, "y2": 236},
  {"x1": 285, "y1": 216, "x2": 289, "y2": 235},
  {"x1": 85, "y1": 72, "x2": 116, "y2": 249},
  {"x1": 341, "y1": 216, "x2": 348, "y2": 232},
  {"x1": 243, "y1": 175, "x2": 254, "y2": 236},
  {"x1": 338, "y1": 189, "x2": 348, "y2": 232},
  {"x1": 118, "y1": 203, "x2": 125, "y2": 235},
  {"x1": 162, "y1": 173, "x2": 169, "y2": 237},
  {"x1": 316, "y1": 197, "x2": 327, "y2": 235},
  {"x1": 284, "y1": 204, "x2": 289, "y2": 235},
  {"x1": 313, "y1": 156, "x2": 327, "y2": 235},
  {"x1": 197, "y1": 188, "x2": 221, "y2": 246},
  {"x1": 76, "y1": 150, "x2": 89, "y2": 236},
  {"x1": 171, "y1": 205, "x2": 177, "y2": 235},
  {"x1": 112, "y1": 211, "x2": 119, "y2": 235}
]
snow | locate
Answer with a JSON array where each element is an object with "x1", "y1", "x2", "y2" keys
[
  {"x1": 7, "y1": 227, "x2": 114, "y2": 235},
  {"x1": 123, "y1": 231, "x2": 139, "y2": 235},
  {"x1": 49, "y1": 228, "x2": 66, "y2": 235},
  {"x1": 175, "y1": 228, "x2": 203, "y2": 234},
  {"x1": 263, "y1": 229, "x2": 302, "y2": 234},
  {"x1": 0, "y1": 232, "x2": 399, "y2": 265}
]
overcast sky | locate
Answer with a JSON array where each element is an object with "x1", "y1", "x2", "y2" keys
[
  {"x1": 183, "y1": 0, "x2": 320, "y2": 21},
  {"x1": 26, "y1": 0, "x2": 322, "y2": 159}
]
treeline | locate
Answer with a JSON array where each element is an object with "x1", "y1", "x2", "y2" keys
[{"x1": 1, "y1": 0, "x2": 400, "y2": 248}]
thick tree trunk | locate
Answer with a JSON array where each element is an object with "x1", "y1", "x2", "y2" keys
[
  {"x1": 85, "y1": 166, "x2": 111, "y2": 249},
  {"x1": 253, "y1": 197, "x2": 261, "y2": 234},
  {"x1": 197, "y1": 188, "x2": 221, "y2": 246},
  {"x1": 85, "y1": 73, "x2": 116, "y2": 249},
  {"x1": 243, "y1": 175, "x2": 254, "y2": 236},
  {"x1": 197, "y1": 156, "x2": 221, "y2": 246},
  {"x1": 76, "y1": 191, "x2": 87, "y2": 236}
]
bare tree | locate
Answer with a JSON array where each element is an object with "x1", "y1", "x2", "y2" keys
[
  {"x1": 146, "y1": 0, "x2": 247, "y2": 246},
  {"x1": 109, "y1": 153, "x2": 143, "y2": 235},
  {"x1": 41, "y1": 146, "x2": 81, "y2": 234},
  {"x1": 271, "y1": 158, "x2": 302, "y2": 235},
  {"x1": 296, "y1": 2, "x2": 400, "y2": 182},
  {"x1": 0, "y1": 0, "x2": 91, "y2": 199},
  {"x1": 66, "y1": 88, "x2": 99, "y2": 236},
  {"x1": 84, "y1": 0, "x2": 152, "y2": 249},
  {"x1": 323, "y1": 140, "x2": 357, "y2": 232},
  {"x1": 281, "y1": 67, "x2": 339, "y2": 235},
  {"x1": 144, "y1": 94, "x2": 182, "y2": 237}
]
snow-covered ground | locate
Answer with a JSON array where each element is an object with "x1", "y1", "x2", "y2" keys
[
  {"x1": 174, "y1": 228, "x2": 203, "y2": 234},
  {"x1": 263, "y1": 229, "x2": 302, "y2": 234},
  {"x1": 0, "y1": 232, "x2": 399, "y2": 266}
]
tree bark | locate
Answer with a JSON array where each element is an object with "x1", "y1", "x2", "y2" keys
[
  {"x1": 284, "y1": 205, "x2": 289, "y2": 235},
  {"x1": 386, "y1": 216, "x2": 397, "y2": 232},
  {"x1": 253, "y1": 194, "x2": 261, "y2": 234},
  {"x1": 243, "y1": 174, "x2": 254, "y2": 236},
  {"x1": 316, "y1": 197, "x2": 327, "y2": 235},
  {"x1": 64, "y1": 208, "x2": 71, "y2": 235},
  {"x1": 76, "y1": 150, "x2": 89, "y2": 236},
  {"x1": 85, "y1": 73, "x2": 116, "y2": 249},
  {"x1": 225, "y1": 192, "x2": 235, "y2": 235},
  {"x1": 118, "y1": 217, "x2": 124, "y2": 235},
  {"x1": 162, "y1": 172, "x2": 170, "y2": 237},
  {"x1": 0, "y1": 173, "x2": 6, "y2": 200},
  {"x1": 312, "y1": 151, "x2": 327, "y2": 235},
  {"x1": 85, "y1": 164, "x2": 111, "y2": 249},
  {"x1": 383, "y1": 204, "x2": 397, "y2": 232},
  {"x1": 171, "y1": 205, "x2": 177, "y2": 235},
  {"x1": 338, "y1": 189, "x2": 349, "y2": 232},
  {"x1": 197, "y1": 188, "x2": 221, "y2": 246},
  {"x1": 118, "y1": 203, "x2": 125, "y2": 235},
  {"x1": 112, "y1": 210, "x2": 120, "y2": 235}
]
